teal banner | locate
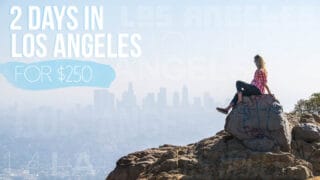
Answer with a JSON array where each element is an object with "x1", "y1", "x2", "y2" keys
[{"x1": 0, "y1": 60, "x2": 116, "y2": 90}]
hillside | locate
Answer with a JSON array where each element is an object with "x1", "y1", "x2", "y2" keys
[{"x1": 107, "y1": 95, "x2": 320, "y2": 180}]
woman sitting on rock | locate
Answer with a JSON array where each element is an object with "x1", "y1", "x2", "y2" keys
[{"x1": 216, "y1": 55, "x2": 273, "y2": 114}]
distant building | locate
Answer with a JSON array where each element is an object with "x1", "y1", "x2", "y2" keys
[
  {"x1": 157, "y1": 87, "x2": 167, "y2": 109},
  {"x1": 181, "y1": 85, "x2": 189, "y2": 108},
  {"x1": 173, "y1": 91, "x2": 180, "y2": 108},
  {"x1": 117, "y1": 82, "x2": 138, "y2": 110}
]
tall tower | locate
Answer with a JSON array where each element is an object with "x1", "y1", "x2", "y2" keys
[
  {"x1": 181, "y1": 85, "x2": 189, "y2": 108},
  {"x1": 117, "y1": 82, "x2": 137, "y2": 110},
  {"x1": 173, "y1": 91, "x2": 180, "y2": 108},
  {"x1": 157, "y1": 87, "x2": 167, "y2": 109}
]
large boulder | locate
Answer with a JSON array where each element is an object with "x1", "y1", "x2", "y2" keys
[
  {"x1": 292, "y1": 115, "x2": 320, "y2": 175},
  {"x1": 225, "y1": 95, "x2": 291, "y2": 152},
  {"x1": 293, "y1": 123, "x2": 320, "y2": 142}
]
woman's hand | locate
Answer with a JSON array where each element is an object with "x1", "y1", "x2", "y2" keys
[{"x1": 265, "y1": 84, "x2": 275, "y2": 99}]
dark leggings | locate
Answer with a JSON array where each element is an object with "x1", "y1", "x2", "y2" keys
[{"x1": 230, "y1": 80, "x2": 262, "y2": 106}]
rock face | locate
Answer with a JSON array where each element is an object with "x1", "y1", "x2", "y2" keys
[
  {"x1": 107, "y1": 95, "x2": 320, "y2": 180},
  {"x1": 225, "y1": 95, "x2": 291, "y2": 152},
  {"x1": 293, "y1": 123, "x2": 320, "y2": 142}
]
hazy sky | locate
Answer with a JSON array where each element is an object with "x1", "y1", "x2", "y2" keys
[{"x1": 0, "y1": 0, "x2": 320, "y2": 111}]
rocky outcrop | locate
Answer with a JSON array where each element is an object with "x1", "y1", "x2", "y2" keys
[
  {"x1": 107, "y1": 95, "x2": 320, "y2": 180},
  {"x1": 225, "y1": 95, "x2": 291, "y2": 152},
  {"x1": 292, "y1": 121, "x2": 320, "y2": 176}
]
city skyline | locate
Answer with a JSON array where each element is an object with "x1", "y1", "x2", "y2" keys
[
  {"x1": 5, "y1": 82, "x2": 218, "y2": 113},
  {"x1": 94, "y1": 82, "x2": 216, "y2": 111},
  {"x1": 0, "y1": 84, "x2": 222, "y2": 179}
]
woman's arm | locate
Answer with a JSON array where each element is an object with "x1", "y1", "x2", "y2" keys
[{"x1": 265, "y1": 84, "x2": 272, "y2": 95}]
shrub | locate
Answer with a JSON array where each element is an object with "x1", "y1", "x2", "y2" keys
[{"x1": 293, "y1": 93, "x2": 320, "y2": 115}]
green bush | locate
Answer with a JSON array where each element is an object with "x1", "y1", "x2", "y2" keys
[{"x1": 293, "y1": 93, "x2": 320, "y2": 115}]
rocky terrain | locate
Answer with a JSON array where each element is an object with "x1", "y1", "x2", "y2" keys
[{"x1": 107, "y1": 95, "x2": 320, "y2": 180}]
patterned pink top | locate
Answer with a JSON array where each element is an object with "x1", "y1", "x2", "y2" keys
[{"x1": 251, "y1": 69, "x2": 267, "y2": 94}]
